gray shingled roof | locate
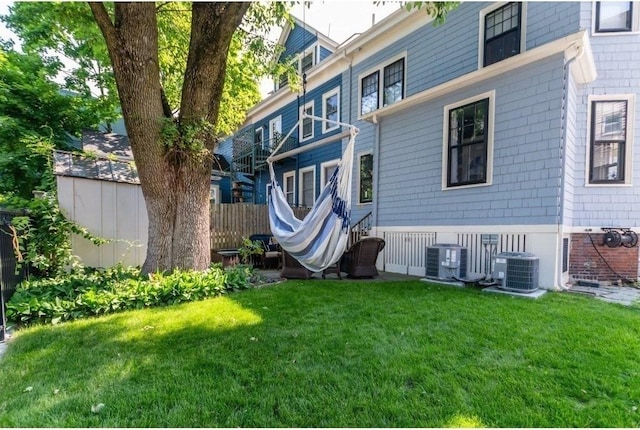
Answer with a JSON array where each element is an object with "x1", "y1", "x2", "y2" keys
[{"x1": 53, "y1": 150, "x2": 139, "y2": 184}]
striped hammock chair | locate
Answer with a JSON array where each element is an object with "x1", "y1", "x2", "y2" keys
[{"x1": 267, "y1": 115, "x2": 359, "y2": 272}]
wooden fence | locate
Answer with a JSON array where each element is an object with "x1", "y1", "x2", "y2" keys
[{"x1": 210, "y1": 203, "x2": 310, "y2": 250}]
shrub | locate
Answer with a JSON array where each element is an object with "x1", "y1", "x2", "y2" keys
[
  {"x1": 1, "y1": 192, "x2": 108, "y2": 277},
  {"x1": 6, "y1": 264, "x2": 257, "y2": 326}
]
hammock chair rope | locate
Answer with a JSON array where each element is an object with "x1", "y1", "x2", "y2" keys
[{"x1": 267, "y1": 114, "x2": 359, "y2": 272}]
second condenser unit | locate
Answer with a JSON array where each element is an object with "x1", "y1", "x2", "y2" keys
[
  {"x1": 493, "y1": 252, "x2": 540, "y2": 292},
  {"x1": 425, "y1": 244, "x2": 468, "y2": 280}
]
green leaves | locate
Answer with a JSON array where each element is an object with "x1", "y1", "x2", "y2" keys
[
  {"x1": 1, "y1": 192, "x2": 108, "y2": 278},
  {"x1": 5, "y1": 264, "x2": 257, "y2": 326},
  {"x1": 402, "y1": 1, "x2": 460, "y2": 25},
  {"x1": 0, "y1": 46, "x2": 108, "y2": 198}
]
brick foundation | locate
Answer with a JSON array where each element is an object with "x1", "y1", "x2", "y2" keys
[{"x1": 569, "y1": 233, "x2": 639, "y2": 283}]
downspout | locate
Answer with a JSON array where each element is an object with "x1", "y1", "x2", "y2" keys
[
  {"x1": 372, "y1": 116, "x2": 380, "y2": 245},
  {"x1": 556, "y1": 42, "x2": 584, "y2": 290}
]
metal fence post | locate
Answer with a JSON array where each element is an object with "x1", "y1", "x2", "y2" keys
[{"x1": 0, "y1": 209, "x2": 27, "y2": 342}]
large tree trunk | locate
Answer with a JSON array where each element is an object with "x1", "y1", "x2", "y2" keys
[{"x1": 89, "y1": 2, "x2": 249, "y2": 273}]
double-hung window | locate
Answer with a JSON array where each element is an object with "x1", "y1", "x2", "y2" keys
[
  {"x1": 254, "y1": 127, "x2": 264, "y2": 149},
  {"x1": 483, "y1": 2, "x2": 523, "y2": 67},
  {"x1": 283, "y1": 171, "x2": 295, "y2": 205},
  {"x1": 588, "y1": 97, "x2": 634, "y2": 184},
  {"x1": 361, "y1": 71, "x2": 379, "y2": 116},
  {"x1": 383, "y1": 58, "x2": 404, "y2": 106},
  {"x1": 269, "y1": 116, "x2": 282, "y2": 149},
  {"x1": 359, "y1": 54, "x2": 406, "y2": 116},
  {"x1": 321, "y1": 159, "x2": 340, "y2": 186},
  {"x1": 359, "y1": 153, "x2": 373, "y2": 204},
  {"x1": 299, "y1": 166, "x2": 316, "y2": 207},
  {"x1": 300, "y1": 51, "x2": 314, "y2": 75},
  {"x1": 595, "y1": 2, "x2": 635, "y2": 33},
  {"x1": 322, "y1": 88, "x2": 340, "y2": 132},
  {"x1": 444, "y1": 92, "x2": 495, "y2": 189},
  {"x1": 300, "y1": 102, "x2": 314, "y2": 142}
]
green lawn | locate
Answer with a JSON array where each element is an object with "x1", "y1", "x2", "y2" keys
[{"x1": 1, "y1": 280, "x2": 639, "y2": 427}]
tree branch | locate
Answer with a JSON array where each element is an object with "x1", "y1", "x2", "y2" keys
[
  {"x1": 87, "y1": 2, "x2": 117, "y2": 49},
  {"x1": 160, "y1": 86, "x2": 173, "y2": 118}
]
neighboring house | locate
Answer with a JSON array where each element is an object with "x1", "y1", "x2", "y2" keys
[
  {"x1": 219, "y1": 16, "x2": 343, "y2": 205},
  {"x1": 221, "y1": 1, "x2": 640, "y2": 289}
]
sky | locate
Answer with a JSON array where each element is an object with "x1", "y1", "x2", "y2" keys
[{"x1": 287, "y1": 1, "x2": 401, "y2": 44}]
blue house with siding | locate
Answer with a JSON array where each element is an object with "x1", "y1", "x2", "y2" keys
[
  {"x1": 224, "y1": 2, "x2": 640, "y2": 289},
  {"x1": 219, "y1": 17, "x2": 344, "y2": 205}
]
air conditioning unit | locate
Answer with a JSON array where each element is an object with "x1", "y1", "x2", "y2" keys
[
  {"x1": 493, "y1": 252, "x2": 539, "y2": 292},
  {"x1": 425, "y1": 244, "x2": 467, "y2": 280}
]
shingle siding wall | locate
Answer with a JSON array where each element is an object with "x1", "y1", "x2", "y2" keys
[
  {"x1": 569, "y1": 1, "x2": 640, "y2": 228},
  {"x1": 280, "y1": 25, "x2": 317, "y2": 62},
  {"x1": 526, "y1": 2, "x2": 581, "y2": 48},
  {"x1": 350, "y1": 2, "x2": 581, "y2": 105},
  {"x1": 319, "y1": 46, "x2": 333, "y2": 62},
  {"x1": 375, "y1": 55, "x2": 566, "y2": 227},
  {"x1": 562, "y1": 73, "x2": 579, "y2": 226}
]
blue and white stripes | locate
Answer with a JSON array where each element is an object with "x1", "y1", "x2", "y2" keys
[{"x1": 268, "y1": 128, "x2": 357, "y2": 272}]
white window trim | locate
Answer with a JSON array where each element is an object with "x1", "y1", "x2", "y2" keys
[
  {"x1": 585, "y1": 94, "x2": 635, "y2": 187},
  {"x1": 299, "y1": 101, "x2": 315, "y2": 142},
  {"x1": 283, "y1": 170, "x2": 296, "y2": 205},
  {"x1": 209, "y1": 184, "x2": 220, "y2": 204},
  {"x1": 320, "y1": 158, "x2": 340, "y2": 186},
  {"x1": 298, "y1": 165, "x2": 316, "y2": 207},
  {"x1": 592, "y1": 1, "x2": 640, "y2": 35},
  {"x1": 441, "y1": 90, "x2": 496, "y2": 191},
  {"x1": 269, "y1": 116, "x2": 282, "y2": 149},
  {"x1": 296, "y1": 42, "x2": 320, "y2": 76},
  {"x1": 478, "y1": 2, "x2": 528, "y2": 70},
  {"x1": 322, "y1": 87, "x2": 341, "y2": 133},
  {"x1": 299, "y1": 50, "x2": 315, "y2": 75},
  {"x1": 357, "y1": 51, "x2": 407, "y2": 119},
  {"x1": 266, "y1": 183, "x2": 273, "y2": 201},
  {"x1": 357, "y1": 151, "x2": 374, "y2": 205},
  {"x1": 255, "y1": 126, "x2": 265, "y2": 150}
]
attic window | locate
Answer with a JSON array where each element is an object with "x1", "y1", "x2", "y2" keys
[{"x1": 300, "y1": 51, "x2": 314, "y2": 74}]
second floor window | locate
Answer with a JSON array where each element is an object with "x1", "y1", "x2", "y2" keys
[
  {"x1": 595, "y1": 2, "x2": 633, "y2": 32},
  {"x1": 300, "y1": 102, "x2": 314, "y2": 141},
  {"x1": 361, "y1": 71, "x2": 379, "y2": 116},
  {"x1": 323, "y1": 88, "x2": 340, "y2": 132},
  {"x1": 383, "y1": 58, "x2": 404, "y2": 107},
  {"x1": 359, "y1": 55, "x2": 406, "y2": 116},
  {"x1": 254, "y1": 127, "x2": 264, "y2": 148},
  {"x1": 484, "y1": 2, "x2": 522, "y2": 67}
]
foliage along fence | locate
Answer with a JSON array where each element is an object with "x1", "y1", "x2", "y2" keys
[
  {"x1": 0, "y1": 209, "x2": 27, "y2": 341},
  {"x1": 210, "y1": 203, "x2": 310, "y2": 250}
]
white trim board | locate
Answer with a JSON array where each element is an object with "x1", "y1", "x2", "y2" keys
[{"x1": 361, "y1": 30, "x2": 596, "y2": 123}]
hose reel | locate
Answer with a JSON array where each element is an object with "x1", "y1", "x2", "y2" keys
[{"x1": 602, "y1": 228, "x2": 638, "y2": 248}]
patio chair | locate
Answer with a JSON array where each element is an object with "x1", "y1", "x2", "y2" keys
[
  {"x1": 280, "y1": 250, "x2": 313, "y2": 279},
  {"x1": 249, "y1": 234, "x2": 281, "y2": 269},
  {"x1": 340, "y1": 237, "x2": 386, "y2": 278}
]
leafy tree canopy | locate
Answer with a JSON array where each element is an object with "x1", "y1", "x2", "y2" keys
[
  {"x1": 3, "y1": 1, "x2": 290, "y2": 136},
  {"x1": 0, "y1": 45, "x2": 104, "y2": 197}
]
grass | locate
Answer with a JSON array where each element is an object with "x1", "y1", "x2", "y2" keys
[{"x1": 1, "y1": 279, "x2": 639, "y2": 427}]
